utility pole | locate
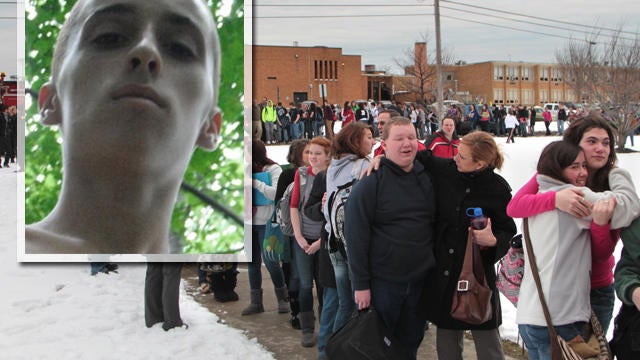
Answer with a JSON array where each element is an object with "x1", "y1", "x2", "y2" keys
[{"x1": 434, "y1": 0, "x2": 444, "y2": 119}]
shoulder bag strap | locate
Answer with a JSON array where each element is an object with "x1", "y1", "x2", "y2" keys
[{"x1": 522, "y1": 219, "x2": 562, "y2": 345}]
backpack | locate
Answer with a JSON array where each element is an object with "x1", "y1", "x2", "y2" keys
[
  {"x1": 277, "y1": 107, "x2": 290, "y2": 127},
  {"x1": 275, "y1": 168, "x2": 307, "y2": 237},
  {"x1": 496, "y1": 234, "x2": 524, "y2": 307},
  {"x1": 326, "y1": 164, "x2": 362, "y2": 253}
]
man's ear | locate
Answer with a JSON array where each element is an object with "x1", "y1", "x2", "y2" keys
[
  {"x1": 38, "y1": 83, "x2": 61, "y2": 126},
  {"x1": 196, "y1": 108, "x2": 222, "y2": 151}
]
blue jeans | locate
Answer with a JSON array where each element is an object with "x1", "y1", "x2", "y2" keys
[
  {"x1": 317, "y1": 287, "x2": 338, "y2": 357},
  {"x1": 519, "y1": 122, "x2": 528, "y2": 137},
  {"x1": 248, "y1": 225, "x2": 285, "y2": 290},
  {"x1": 314, "y1": 120, "x2": 323, "y2": 137},
  {"x1": 557, "y1": 119, "x2": 565, "y2": 135},
  {"x1": 296, "y1": 121, "x2": 305, "y2": 139},
  {"x1": 591, "y1": 284, "x2": 615, "y2": 334},
  {"x1": 294, "y1": 241, "x2": 321, "y2": 312},
  {"x1": 329, "y1": 251, "x2": 355, "y2": 332},
  {"x1": 278, "y1": 125, "x2": 291, "y2": 143},
  {"x1": 371, "y1": 278, "x2": 427, "y2": 360},
  {"x1": 519, "y1": 321, "x2": 587, "y2": 360}
]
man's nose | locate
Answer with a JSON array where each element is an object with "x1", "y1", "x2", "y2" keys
[{"x1": 128, "y1": 28, "x2": 162, "y2": 76}]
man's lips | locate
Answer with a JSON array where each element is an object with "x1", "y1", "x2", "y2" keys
[{"x1": 111, "y1": 84, "x2": 169, "y2": 109}]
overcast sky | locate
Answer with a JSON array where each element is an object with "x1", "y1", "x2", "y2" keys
[
  {"x1": 0, "y1": 1, "x2": 17, "y2": 76},
  {"x1": 251, "y1": 0, "x2": 640, "y2": 74}
]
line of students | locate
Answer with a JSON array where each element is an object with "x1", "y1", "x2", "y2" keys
[{"x1": 251, "y1": 112, "x2": 640, "y2": 360}]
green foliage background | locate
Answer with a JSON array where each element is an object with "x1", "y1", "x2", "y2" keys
[{"x1": 25, "y1": 0, "x2": 245, "y2": 254}]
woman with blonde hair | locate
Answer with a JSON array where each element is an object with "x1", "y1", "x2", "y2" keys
[{"x1": 420, "y1": 131, "x2": 516, "y2": 360}]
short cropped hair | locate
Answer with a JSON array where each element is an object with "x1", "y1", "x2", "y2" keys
[
  {"x1": 50, "y1": 0, "x2": 220, "y2": 103},
  {"x1": 381, "y1": 116, "x2": 412, "y2": 140}
]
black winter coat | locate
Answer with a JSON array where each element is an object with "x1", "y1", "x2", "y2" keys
[{"x1": 416, "y1": 151, "x2": 516, "y2": 330}]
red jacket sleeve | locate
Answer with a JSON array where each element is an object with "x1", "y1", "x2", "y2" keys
[{"x1": 590, "y1": 222, "x2": 619, "y2": 263}]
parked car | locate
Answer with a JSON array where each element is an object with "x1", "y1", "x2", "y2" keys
[{"x1": 543, "y1": 103, "x2": 561, "y2": 120}]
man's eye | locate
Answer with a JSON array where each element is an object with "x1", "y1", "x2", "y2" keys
[
  {"x1": 167, "y1": 42, "x2": 196, "y2": 60},
  {"x1": 92, "y1": 33, "x2": 128, "y2": 47}
]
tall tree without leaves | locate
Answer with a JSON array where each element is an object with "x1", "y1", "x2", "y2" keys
[
  {"x1": 556, "y1": 28, "x2": 640, "y2": 152},
  {"x1": 394, "y1": 34, "x2": 455, "y2": 107}
]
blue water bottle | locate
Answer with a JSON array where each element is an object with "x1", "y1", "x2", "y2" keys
[{"x1": 466, "y1": 207, "x2": 487, "y2": 230}]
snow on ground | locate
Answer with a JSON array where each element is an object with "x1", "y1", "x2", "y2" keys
[
  {"x1": 266, "y1": 131, "x2": 640, "y2": 342},
  {"x1": 2, "y1": 131, "x2": 639, "y2": 358},
  {"x1": 1, "y1": 169, "x2": 274, "y2": 359}
]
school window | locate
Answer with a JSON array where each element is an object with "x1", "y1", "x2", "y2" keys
[
  {"x1": 493, "y1": 65, "x2": 504, "y2": 80},
  {"x1": 324, "y1": 60, "x2": 329, "y2": 80},
  {"x1": 522, "y1": 67, "x2": 532, "y2": 81},
  {"x1": 540, "y1": 68, "x2": 549, "y2": 81},
  {"x1": 566, "y1": 89, "x2": 576, "y2": 102},
  {"x1": 522, "y1": 89, "x2": 533, "y2": 105},
  {"x1": 507, "y1": 89, "x2": 519, "y2": 104},
  {"x1": 329, "y1": 61, "x2": 333, "y2": 80},
  {"x1": 539, "y1": 89, "x2": 548, "y2": 103},
  {"x1": 335, "y1": 60, "x2": 339, "y2": 80},
  {"x1": 493, "y1": 88, "x2": 504, "y2": 104},
  {"x1": 314, "y1": 60, "x2": 318, "y2": 80},
  {"x1": 551, "y1": 89, "x2": 562, "y2": 102},
  {"x1": 551, "y1": 68, "x2": 562, "y2": 82},
  {"x1": 506, "y1": 66, "x2": 519, "y2": 81}
]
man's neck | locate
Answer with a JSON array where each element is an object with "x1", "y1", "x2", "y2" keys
[{"x1": 30, "y1": 171, "x2": 178, "y2": 254}]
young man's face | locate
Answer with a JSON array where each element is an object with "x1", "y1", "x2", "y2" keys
[
  {"x1": 382, "y1": 124, "x2": 417, "y2": 172},
  {"x1": 47, "y1": 0, "x2": 219, "y2": 177}
]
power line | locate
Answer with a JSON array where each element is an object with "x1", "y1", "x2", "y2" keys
[
  {"x1": 254, "y1": 5, "x2": 638, "y2": 46},
  {"x1": 255, "y1": 13, "x2": 434, "y2": 19},
  {"x1": 441, "y1": 0, "x2": 639, "y2": 37},
  {"x1": 440, "y1": 4, "x2": 638, "y2": 43},
  {"x1": 255, "y1": 3, "x2": 432, "y2": 7},
  {"x1": 440, "y1": 13, "x2": 575, "y2": 42}
]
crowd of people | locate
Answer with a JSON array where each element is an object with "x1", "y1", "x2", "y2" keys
[
  {"x1": 243, "y1": 100, "x2": 640, "y2": 360},
  {"x1": 252, "y1": 97, "x2": 609, "y2": 150}
]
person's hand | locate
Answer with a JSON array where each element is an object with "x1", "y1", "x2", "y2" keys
[
  {"x1": 555, "y1": 188, "x2": 591, "y2": 218},
  {"x1": 295, "y1": 234, "x2": 309, "y2": 252},
  {"x1": 354, "y1": 289, "x2": 371, "y2": 310},
  {"x1": 321, "y1": 192, "x2": 327, "y2": 207},
  {"x1": 633, "y1": 287, "x2": 640, "y2": 311},
  {"x1": 592, "y1": 197, "x2": 616, "y2": 226},
  {"x1": 362, "y1": 155, "x2": 383, "y2": 178},
  {"x1": 470, "y1": 218, "x2": 497, "y2": 247},
  {"x1": 305, "y1": 239, "x2": 321, "y2": 255}
]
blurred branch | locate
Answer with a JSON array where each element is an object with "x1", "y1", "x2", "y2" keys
[{"x1": 180, "y1": 182, "x2": 243, "y2": 226}]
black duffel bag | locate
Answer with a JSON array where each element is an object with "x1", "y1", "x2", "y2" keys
[{"x1": 325, "y1": 307, "x2": 411, "y2": 360}]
